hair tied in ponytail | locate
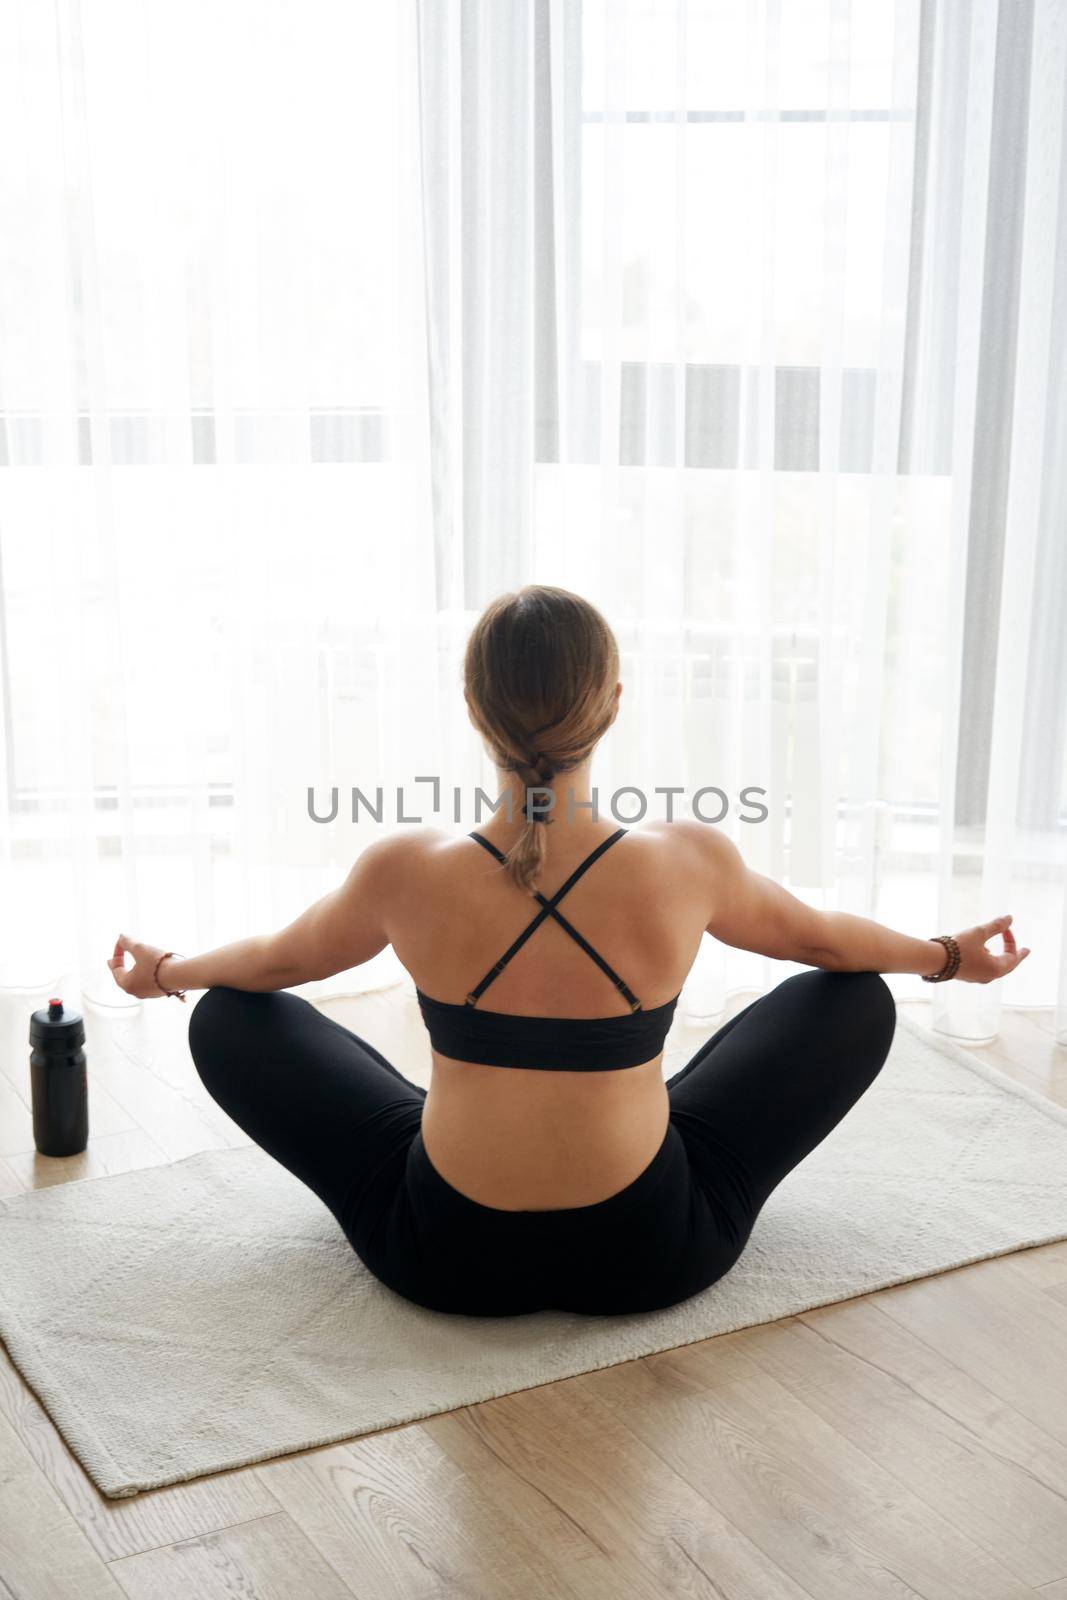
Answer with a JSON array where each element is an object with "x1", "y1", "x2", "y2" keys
[
  {"x1": 463, "y1": 585, "x2": 619, "y2": 891},
  {"x1": 521, "y1": 796, "x2": 553, "y2": 825},
  {"x1": 524, "y1": 751, "x2": 555, "y2": 824}
]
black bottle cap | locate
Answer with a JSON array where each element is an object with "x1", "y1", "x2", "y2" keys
[{"x1": 30, "y1": 998, "x2": 86, "y2": 1054}]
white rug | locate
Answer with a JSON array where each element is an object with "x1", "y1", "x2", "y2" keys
[{"x1": 2, "y1": 1009, "x2": 1066, "y2": 1499}]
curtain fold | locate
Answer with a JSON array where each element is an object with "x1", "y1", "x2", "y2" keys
[{"x1": 0, "y1": 0, "x2": 1064, "y2": 1042}]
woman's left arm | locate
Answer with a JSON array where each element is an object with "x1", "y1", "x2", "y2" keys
[{"x1": 109, "y1": 835, "x2": 403, "y2": 1000}]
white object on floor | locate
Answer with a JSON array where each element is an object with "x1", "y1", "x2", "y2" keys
[{"x1": 1, "y1": 1009, "x2": 1066, "y2": 1498}]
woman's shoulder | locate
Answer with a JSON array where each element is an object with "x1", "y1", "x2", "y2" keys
[
  {"x1": 353, "y1": 824, "x2": 496, "y2": 887},
  {"x1": 354, "y1": 824, "x2": 455, "y2": 873},
  {"x1": 357, "y1": 818, "x2": 734, "y2": 888},
  {"x1": 627, "y1": 815, "x2": 731, "y2": 863},
  {"x1": 630, "y1": 817, "x2": 745, "y2": 895},
  {"x1": 603, "y1": 818, "x2": 736, "y2": 908}
]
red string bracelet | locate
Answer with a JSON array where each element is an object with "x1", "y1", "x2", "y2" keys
[{"x1": 154, "y1": 951, "x2": 188, "y2": 1002}]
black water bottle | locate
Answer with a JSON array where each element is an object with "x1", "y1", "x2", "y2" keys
[{"x1": 30, "y1": 998, "x2": 89, "y2": 1157}]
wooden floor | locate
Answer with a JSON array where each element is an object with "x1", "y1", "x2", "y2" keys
[{"x1": 2, "y1": 988, "x2": 1067, "y2": 1600}]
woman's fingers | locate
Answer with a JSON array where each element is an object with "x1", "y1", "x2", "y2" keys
[
  {"x1": 109, "y1": 935, "x2": 133, "y2": 988},
  {"x1": 1001, "y1": 924, "x2": 1031, "y2": 970},
  {"x1": 957, "y1": 916, "x2": 1030, "y2": 981},
  {"x1": 107, "y1": 933, "x2": 172, "y2": 999}
]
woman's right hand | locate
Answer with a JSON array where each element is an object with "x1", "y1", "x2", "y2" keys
[
  {"x1": 951, "y1": 915, "x2": 1030, "y2": 983},
  {"x1": 108, "y1": 934, "x2": 174, "y2": 999}
]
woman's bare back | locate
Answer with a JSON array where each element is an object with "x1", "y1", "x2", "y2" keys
[{"x1": 384, "y1": 819, "x2": 714, "y2": 1209}]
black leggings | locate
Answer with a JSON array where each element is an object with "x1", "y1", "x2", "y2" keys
[{"x1": 188, "y1": 969, "x2": 896, "y2": 1317}]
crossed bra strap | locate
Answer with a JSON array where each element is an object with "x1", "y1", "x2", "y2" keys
[{"x1": 465, "y1": 827, "x2": 641, "y2": 1012}]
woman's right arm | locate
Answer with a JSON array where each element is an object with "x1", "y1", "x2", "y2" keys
[{"x1": 691, "y1": 825, "x2": 1030, "y2": 984}]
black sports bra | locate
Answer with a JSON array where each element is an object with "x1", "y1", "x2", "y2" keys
[{"x1": 415, "y1": 827, "x2": 680, "y2": 1071}]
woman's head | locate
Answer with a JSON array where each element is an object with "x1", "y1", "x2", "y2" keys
[{"x1": 464, "y1": 585, "x2": 620, "y2": 892}]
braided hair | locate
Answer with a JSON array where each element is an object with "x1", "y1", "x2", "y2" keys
[{"x1": 463, "y1": 586, "x2": 620, "y2": 893}]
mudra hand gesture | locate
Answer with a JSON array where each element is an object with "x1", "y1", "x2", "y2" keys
[
  {"x1": 950, "y1": 915, "x2": 1030, "y2": 984},
  {"x1": 108, "y1": 935, "x2": 185, "y2": 1001}
]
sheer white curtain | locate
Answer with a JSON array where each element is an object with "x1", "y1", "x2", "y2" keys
[{"x1": 0, "y1": 0, "x2": 1064, "y2": 1043}]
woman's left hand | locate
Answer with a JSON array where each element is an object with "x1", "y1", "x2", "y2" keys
[{"x1": 108, "y1": 934, "x2": 172, "y2": 999}]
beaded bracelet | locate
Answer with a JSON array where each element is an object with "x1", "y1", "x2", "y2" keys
[
  {"x1": 921, "y1": 934, "x2": 961, "y2": 983},
  {"x1": 154, "y1": 950, "x2": 188, "y2": 1002}
]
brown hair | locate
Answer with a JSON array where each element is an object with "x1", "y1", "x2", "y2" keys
[{"x1": 463, "y1": 585, "x2": 620, "y2": 894}]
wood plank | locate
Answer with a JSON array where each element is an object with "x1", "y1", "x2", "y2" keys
[
  {"x1": 0, "y1": 1067, "x2": 35, "y2": 1156},
  {"x1": 0, "y1": 1403, "x2": 125, "y2": 1600},
  {"x1": 796, "y1": 1294, "x2": 1067, "y2": 1511},
  {"x1": 0, "y1": 1152, "x2": 25, "y2": 1194},
  {"x1": 1043, "y1": 1278, "x2": 1067, "y2": 1312},
  {"x1": 6, "y1": 1129, "x2": 170, "y2": 1190},
  {"x1": 259, "y1": 1416, "x2": 668, "y2": 1600},
  {"x1": 0, "y1": 1347, "x2": 281, "y2": 1563},
  {"x1": 999, "y1": 1240, "x2": 1067, "y2": 1290},
  {"x1": 722, "y1": 1308, "x2": 1067, "y2": 1587},
  {"x1": 81, "y1": 1026, "x2": 241, "y2": 1160},
  {"x1": 1017, "y1": 1006, "x2": 1059, "y2": 1037},
  {"x1": 584, "y1": 1331, "x2": 1037, "y2": 1600},
  {"x1": 427, "y1": 1375, "x2": 836, "y2": 1600},
  {"x1": 898, "y1": 1004, "x2": 1067, "y2": 1105},
  {"x1": 109, "y1": 1510, "x2": 354, "y2": 1600},
  {"x1": 867, "y1": 1255, "x2": 1067, "y2": 1446}
]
